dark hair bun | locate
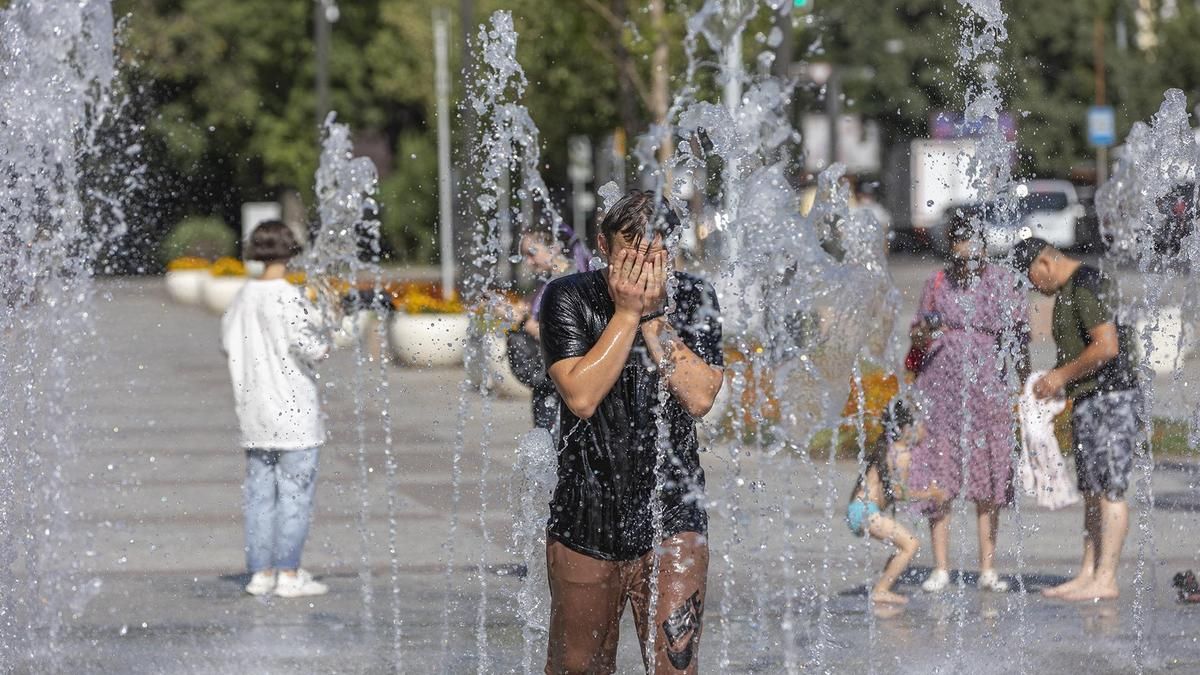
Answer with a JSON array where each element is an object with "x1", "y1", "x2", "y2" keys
[{"x1": 246, "y1": 220, "x2": 302, "y2": 263}]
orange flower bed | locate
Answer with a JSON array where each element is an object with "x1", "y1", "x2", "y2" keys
[
  {"x1": 840, "y1": 367, "x2": 901, "y2": 446},
  {"x1": 166, "y1": 256, "x2": 210, "y2": 271},
  {"x1": 390, "y1": 283, "x2": 464, "y2": 314},
  {"x1": 209, "y1": 257, "x2": 246, "y2": 277}
]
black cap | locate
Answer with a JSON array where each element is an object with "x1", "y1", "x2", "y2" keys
[{"x1": 1010, "y1": 235, "x2": 1051, "y2": 275}]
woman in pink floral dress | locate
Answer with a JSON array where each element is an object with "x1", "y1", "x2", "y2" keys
[{"x1": 908, "y1": 214, "x2": 1029, "y2": 593}]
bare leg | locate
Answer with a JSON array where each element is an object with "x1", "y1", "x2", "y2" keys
[
  {"x1": 929, "y1": 511, "x2": 951, "y2": 573},
  {"x1": 1044, "y1": 493, "x2": 1100, "y2": 597},
  {"x1": 867, "y1": 515, "x2": 919, "y2": 604},
  {"x1": 544, "y1": 539, "x2": 624, "y2": 674},
  {"x1": 976, "y1": 501, "x2": 1000, "y2": 573},
  {"x1": 1060, "y1": 496, "x2": 1127, "y2": 601},
  {"x1": 628, "y1": 532, "x2": 708, "y2": 675}
]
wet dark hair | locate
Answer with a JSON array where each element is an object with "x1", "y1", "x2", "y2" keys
[
  {"x1": 880, "y1": 399, "x2": 914, "y2": 443},
  {"x1": 1010, "y1": 236, "x2": 1051, "y2": 275},
  {"x1": 246, "y1": 220, "x2": 302, "y2": 263},
  {"x1": 598, "y1": 190, "x2": 681, "y2": 250}
]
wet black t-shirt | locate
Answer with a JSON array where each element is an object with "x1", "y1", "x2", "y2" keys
[{"x1": 540, "y1": 270, "x2": 723, "y2": 561}]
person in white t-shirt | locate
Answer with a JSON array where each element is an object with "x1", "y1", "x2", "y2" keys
[{"x1": 221, "y1": 220, "x2": 332, "y2": 598}]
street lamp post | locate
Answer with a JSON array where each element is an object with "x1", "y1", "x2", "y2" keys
[
  {"x1": 433, "y1": 8, "x2": 456, "y2": 300},
  {"x1": 1093, "y1": 16, "x2": 1108, "y2": 185},
  {"x1": 314, "y1": 0, "x2": 337, "y2": 129}
]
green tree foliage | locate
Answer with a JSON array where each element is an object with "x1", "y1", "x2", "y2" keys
[
  {"x1": 818, "y1": 0, "x2": 1199, "y2": 179},
  {"x1": 378, "y1": 132, "x2": 439, "y2": 263},
  {"x1": 114, "y1": 0, "x2": 649, "y2": 263},
  {"x1": 106, "y1": 0, "x2": 1200, "y2": 265},
  {"x1": 1113, "y1": 2, "x2": 1200, "y2": 130},
  {"x1": 814, "y1": 0, "x2": 961, "y2": 138}
]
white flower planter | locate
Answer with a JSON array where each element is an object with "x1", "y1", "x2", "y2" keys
[
  {"x1": 202, "y1": 276, "x2": 248, "y2": 315},
  {"x1": 164, "y1": 269, "x2": 208, "y2": 306},
  {"x1": 388, "y1": 313, "x2": 470, "y2": 367}
]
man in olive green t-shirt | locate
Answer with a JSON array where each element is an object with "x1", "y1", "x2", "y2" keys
[{"x1": 1012, "y1": 236, "x2": 1143, "y2": 602}]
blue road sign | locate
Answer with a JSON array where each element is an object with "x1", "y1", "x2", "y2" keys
[{"x1": 1088, "y1": 106, "x2": 1116, "y2": 147}]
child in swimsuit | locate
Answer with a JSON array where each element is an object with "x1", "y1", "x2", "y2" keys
[{"x1": 846, "y1": 400, "x2": 947, "y2": 605}]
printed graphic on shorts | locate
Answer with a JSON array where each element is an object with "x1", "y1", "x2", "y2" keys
[{"x1": 662, "y1": 591, "x2": 704, "y2": 670}]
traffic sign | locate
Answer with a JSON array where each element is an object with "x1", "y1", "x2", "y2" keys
[{"x1": 1087, "y1": 105, "x2": 1116, "y2": 147}]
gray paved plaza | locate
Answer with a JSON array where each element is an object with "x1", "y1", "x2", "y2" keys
[{"x1": 16, "y1": 260, "x2": 1200, "y2": 673}]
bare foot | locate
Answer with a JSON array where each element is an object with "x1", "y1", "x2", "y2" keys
[
  {"x1": 1059, "y1": 580, "x2": 1119, "y2": 602},
  {"x1": 1042, "y1": 575, "x2": 1093, "y2": 598},
  {"x1": 872, "y1": 589, "x2": 909, "y2": 605}
]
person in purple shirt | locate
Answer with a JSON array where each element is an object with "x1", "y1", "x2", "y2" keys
[{"x1": 907, "y1": 210, "x2": 1030, "y2": 594}]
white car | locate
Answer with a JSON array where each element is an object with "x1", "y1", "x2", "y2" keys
[{"x1": 1017, "y1": 180, "x2": 1083, "y2": 250}]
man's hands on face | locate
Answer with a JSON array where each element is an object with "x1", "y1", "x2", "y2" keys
[
  {"x1": 607, "y1": 247, "x2": 668, "y2": 318},
  {"x1": 640, "y1": 250, "x2": 667, "y2": 314}
]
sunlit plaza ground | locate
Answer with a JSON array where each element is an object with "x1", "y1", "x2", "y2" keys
[{"x1": 29, "y1": 255, "x2": 1200, "y2": 673}]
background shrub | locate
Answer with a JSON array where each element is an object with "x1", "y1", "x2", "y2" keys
[{"x1": 160, "y1": 216, "x2": 238, "y2": 264}]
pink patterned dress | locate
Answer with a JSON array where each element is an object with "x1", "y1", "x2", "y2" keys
[{"x1": 908, "y1": 264, "x2": 1028, "y2": 515}]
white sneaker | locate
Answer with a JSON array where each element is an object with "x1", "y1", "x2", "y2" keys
[
  {"x1": 922, "y1": 569, "x2": 951, "y2": 593},
  {"x1": 978, "y1": 569, "x2": 1010, "y2": 592},
  {"x1": 274, "y1": 569, "x2": 329, "y2": 598},
  {"x1": 245, "y1": 570, "x2": 276, "y2": 596}
]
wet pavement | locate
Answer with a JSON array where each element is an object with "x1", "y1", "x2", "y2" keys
[{"x1": 15, "y1": 263, "x2": 1200, "y2": 673}]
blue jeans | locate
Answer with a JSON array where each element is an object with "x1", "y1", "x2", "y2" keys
[{"x1": 243, "y1": 448, "x2": 319, "y2": 572}]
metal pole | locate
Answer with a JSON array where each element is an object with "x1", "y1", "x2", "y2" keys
[
  {"x1": 722, "y1": 32, "x2": 742, "y2": 211},
  {"x1": 827, "y1": 68, "x2": 841, "y2": 167},
  {"x1": 499, "y1": 168, "x2": 512, "y2": 283},
  {"x1": 1094, "y1": 16, "x2": 1108, "y2": 185},
  {"x1": 434, "y1": 8, "x2": 456, "y2": 299},
  {"x1": 314, "y1": 0, "x2": 332, "y2": 129},
  {"x1": 455, "y1": 0, "x2": 477, "y2": 283},
  {"x1": 723, "y1": 33, "x2": 743, "y2": 119}
]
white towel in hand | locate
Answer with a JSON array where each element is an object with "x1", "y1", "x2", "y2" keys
[{"x1": 1017, "y1": 371, "x2": 1081, "y2": 510}]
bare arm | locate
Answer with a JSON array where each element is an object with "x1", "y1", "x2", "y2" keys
[
  {"x1": 642, "y1": 317, "x2": 723, "y2": 417},
  {"x1": 1034, "y1": 322, "x2": 1119, "y2": 399},
  {"x1": 547, "y1": 249, "x2": 650, "y2": 419},
  {"x1": 523, "y1": 316, "x2": 541, "y2": 340},
  {"x1": 548, "y1": 312, "x2": 639, "y2": 419}
]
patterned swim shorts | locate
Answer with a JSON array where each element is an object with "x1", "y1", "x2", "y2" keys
[{"x1": 1071, "y1": 388, "x2": 1144, "y2": 500}]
